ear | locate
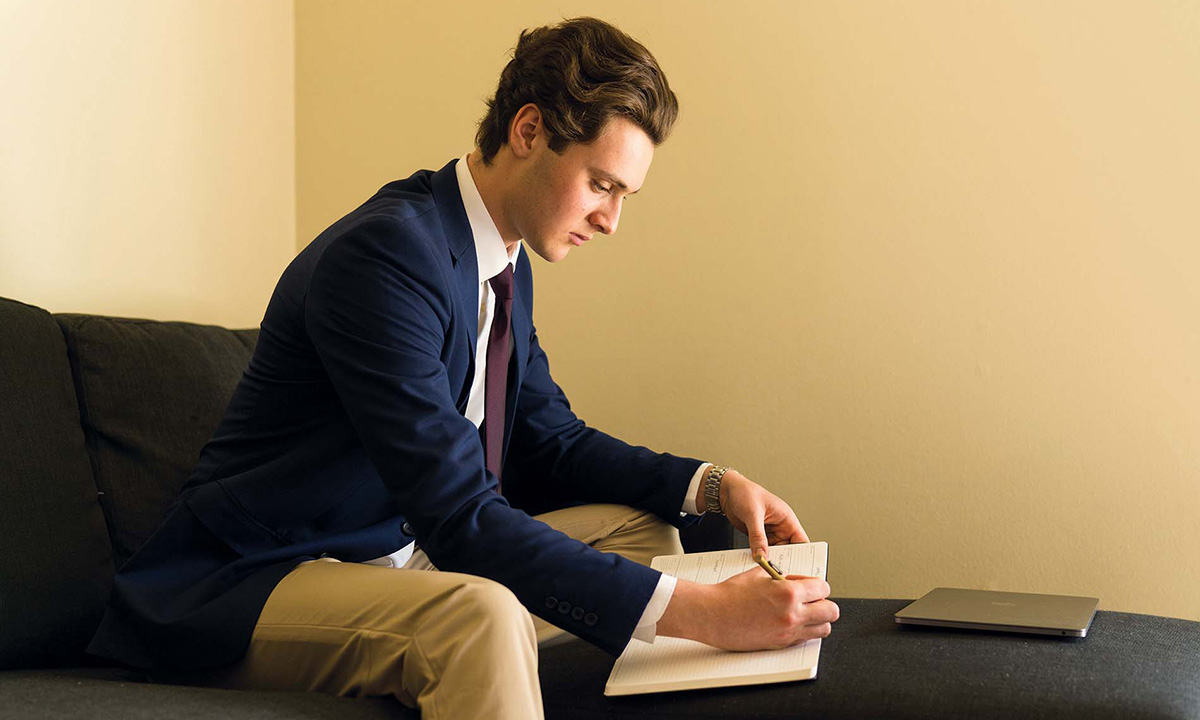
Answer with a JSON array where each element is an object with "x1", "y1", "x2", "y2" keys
[{"x1": 507, "y1": 103, "x2": 542, "y2": 159}]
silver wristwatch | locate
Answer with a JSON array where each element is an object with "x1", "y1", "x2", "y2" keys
[{"x1": 703, "y1": 465, "x2": 731, "y2": 515}]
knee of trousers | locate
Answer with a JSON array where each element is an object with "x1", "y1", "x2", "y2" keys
[
  {"x1": 625, "y1": 510, "x2": 685, "y2": 553},
  {"x1": 427, "y1": 577, "x2": 537, "y2": 648}
]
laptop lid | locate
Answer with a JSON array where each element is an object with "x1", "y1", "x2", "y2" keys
[{"x1": 895, "y1": 587, "x2": 1100, "y2": 637}]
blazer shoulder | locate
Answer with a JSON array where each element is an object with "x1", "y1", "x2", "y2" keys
[
  {"x1": 363, "y1": 170, "x2": 440, "y2": 222},
  {"x1": 282, "y1": 162, "x2": 467, "y2": 327},
  {"x1": 304, "y1": 172, "x2": 453, "y2": 277},
  {"x1": 340, "y1": 171, "x2": 444, "y2": 246}
]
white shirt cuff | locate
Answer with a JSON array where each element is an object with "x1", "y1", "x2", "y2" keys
[
  {"x1": 635, "y1": 462, "x2": 711, "y2": 643},
  {"x1": 680, "y1": 462, "x2": 711, "y2": 517},
  {"x1": 630, "y1": 571, "x2": 677, "y2": 643}
]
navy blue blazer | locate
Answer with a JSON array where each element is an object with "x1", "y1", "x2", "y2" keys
[{"x1": 87, "y1": 159, "x2": 702, "y2": 671}]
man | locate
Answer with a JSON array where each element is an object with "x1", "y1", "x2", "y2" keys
[{"x1": 87, "y1": 17, "x2": 838, "y2": 719}]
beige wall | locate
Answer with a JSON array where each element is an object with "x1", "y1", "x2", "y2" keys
[
  {"x1": 5, "y1": 1, "x2": 1193, "y2": 621},
  {"x1": 296, "y1": 1, "x2": 1200, "y2": 621},
  {"x1": 0, "y1": 0, "x2": 295, "y2": 327}
]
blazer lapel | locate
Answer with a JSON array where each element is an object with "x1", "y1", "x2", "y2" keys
[
  {"x1": 430, "y1": 159, "x2": 479, "y2": 414},
  {"x1": 451, "y1": 247, "x2": 479, "y2": 414}
]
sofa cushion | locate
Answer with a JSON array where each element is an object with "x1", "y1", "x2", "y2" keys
[
  {"x1": 536, "y1": 599, "x2": 1200, "y2": 719},
  {"x1": 55, "y1": 314, "x2": 257, "y2": 568},
  {"x1": 0, "y1": 298, "x2": 114, "y2": 669},
  {"x1": 0, "y1": 668, "x2": 408, "y2": 719}
]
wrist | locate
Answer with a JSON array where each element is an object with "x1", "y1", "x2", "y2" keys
[
  {"x1": 719, "y1": 469, "x2": 744, "y2": 511},
  {"x1": 693, "y1": 464, "x2": 710, "y2": 512},
  {"x1": 702, "y1": 465, "x2": 733, "y2": 515},
  {"x1": 656, "y1": 578, "x2": 715, "y2": 644}
]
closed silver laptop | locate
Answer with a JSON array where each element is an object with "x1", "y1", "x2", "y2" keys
[{"x1": 895, "y1": 587, "x2": 1099, "y2": 637}]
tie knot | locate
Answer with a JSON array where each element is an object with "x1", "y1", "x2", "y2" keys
[{"x1": 489, "y1": 264, "x2": 514, "y2": 302}]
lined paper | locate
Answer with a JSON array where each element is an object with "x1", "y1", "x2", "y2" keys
[{"x1": 605, "y1": 542, "x2": 829, "y2": 696}]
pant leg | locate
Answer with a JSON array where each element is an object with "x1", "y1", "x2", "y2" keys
[
  {"x1": 404, "y1": 504, "x2": 685, "y2": 647},
  {"x1": 168, "y1": 558, "x2": 543, "y2": 720}
]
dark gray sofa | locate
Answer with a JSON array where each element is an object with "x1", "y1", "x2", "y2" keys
[{"x1": 3, "y1": 294, "x2": 1199, "y2": 719}]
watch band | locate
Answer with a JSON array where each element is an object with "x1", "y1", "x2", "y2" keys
[{"x1": 704, "y1": 464, "x2": 731, "y2": 515}]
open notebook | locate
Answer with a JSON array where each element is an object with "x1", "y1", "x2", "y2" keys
[{"x1": 605, "y1": 541, "x2": 829, "y2": 696}]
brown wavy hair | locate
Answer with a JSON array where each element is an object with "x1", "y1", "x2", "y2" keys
[{"x1": 475, "y1": 17, "x2": 679, "y2": 164}]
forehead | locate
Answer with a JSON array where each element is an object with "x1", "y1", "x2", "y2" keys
[{"x1": 562, "y1": 116, "x2": 654, "y2": 189}]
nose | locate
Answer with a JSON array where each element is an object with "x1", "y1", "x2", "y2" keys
[{"x1": 589, "y1": 197, "x2": 622, "y2": 236}]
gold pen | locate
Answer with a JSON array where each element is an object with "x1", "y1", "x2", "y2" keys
[{"x1": 754, "y1": 554, "x2": 786, "y2": 581}]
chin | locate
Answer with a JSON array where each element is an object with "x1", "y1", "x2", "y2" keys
[{"x1": 529, "y1": 240, "x2": 571, "y2": 264}]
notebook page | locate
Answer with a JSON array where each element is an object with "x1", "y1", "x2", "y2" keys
[{"x1": 605, "y1": 542, "x2": 828, "y2": 695}]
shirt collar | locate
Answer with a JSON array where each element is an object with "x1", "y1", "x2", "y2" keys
[{"x1": 455, "y1": 153, "x2": 520, "y2": 284}]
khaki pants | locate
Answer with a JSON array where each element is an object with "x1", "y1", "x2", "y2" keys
[{"x1": 167, "y1": 504, "x2": 683, "y2": 720}]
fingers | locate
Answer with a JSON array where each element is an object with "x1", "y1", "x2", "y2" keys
[
  {"x1": 711, "y1": 573, "x2": 839, "y2": 651},
  {"x1": 801, "y1": 622, "x2": 832, "y2": 640},
  {"x1": 746, "y1": 510, "x2": 768, "y2": 558},
  {"x1": 737, "y1": 481, "x2": 772, "y2": 558},
  {"x1": 763, "y1": 504, "x2": 807, "y2": 545},
  {"x1": 746, "y1": 514, "x2": 769, "y2": 560},
  {"x1": 793, "y1": 601, "x2": 839, "y2": 644},
  {"x1": 772, "y1": 601, "x2": 839, "y2": 647},
  {"x1": 782, "y1": 511, "x2": 808, "y2": 543},
  {"x1": 784, "y1": 576, "x2": 831, "y2": 603},
  {"x1": 784, "y1": 579, "x2": 838, "y2": 640},
  {"x1": 803, "y1": 599, "x2": 840, "y2": 625}
]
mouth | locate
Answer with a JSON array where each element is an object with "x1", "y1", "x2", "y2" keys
[{"x1": 569, "y1": 233, "x2": 589, "y2": 246}]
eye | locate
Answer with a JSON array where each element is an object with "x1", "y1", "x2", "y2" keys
[{"x1": 592, "y1": 180, "x2": 612, "y2": 194}]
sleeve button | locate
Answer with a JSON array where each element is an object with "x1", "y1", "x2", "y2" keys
[
  {"x1": 571, "y1": 607, "x2": 584, "y2": 621},
  {"x1": 401, "y1": 522, "x2": 414, "y2": 536},
  {"x1": 545, "y1": 596, "x2": 558, "y2": 610},
  {"x1": 557, "y1": 601, "x2": 571, "y2": 614},
  {"x1": 584, "y1": 612, "x2": 598, "y2": 626}
]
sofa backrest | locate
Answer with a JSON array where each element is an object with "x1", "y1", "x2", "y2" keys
[
  {"x1": 0, "y1": 296, "x2": 258, "y2": 669},
  {"x1": 54, "y1": 315, "x2": 258, "y2": 569},
  {"x1": 0, "y1": 297, "x2": 113, "y2": 669}
]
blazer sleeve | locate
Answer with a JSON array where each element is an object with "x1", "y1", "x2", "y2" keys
[
  {"x1": 303, "y1": 217, "x2": 663, "y2": 655},
  {"x1": 502, "y1": 273, "x2": 704, "y2": 530}
]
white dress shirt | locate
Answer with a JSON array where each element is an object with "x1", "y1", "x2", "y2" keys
[{"x1": 367, "y1": 154, "x2": 711, "y2": 645}]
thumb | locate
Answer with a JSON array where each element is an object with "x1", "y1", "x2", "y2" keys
[{"x1": 746, "y1": 512, "x2": 769, "y2": 560}]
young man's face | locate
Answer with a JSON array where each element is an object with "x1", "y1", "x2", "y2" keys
[{"x1": 514, "y1": 116, "x2": 654, "y2": 263}]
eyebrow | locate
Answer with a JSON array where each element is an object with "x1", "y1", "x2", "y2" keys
[{"x1": 589, "y1": 168, "x2": 640, "y2": 195}]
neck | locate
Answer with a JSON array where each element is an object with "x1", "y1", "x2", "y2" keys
[{"x1": 465, "y1": 149, "x2": 522, "y2": 254}]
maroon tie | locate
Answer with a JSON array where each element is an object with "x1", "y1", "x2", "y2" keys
[{"x1": 484, "y1": 265, "x2": 514, "y2": 489}]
